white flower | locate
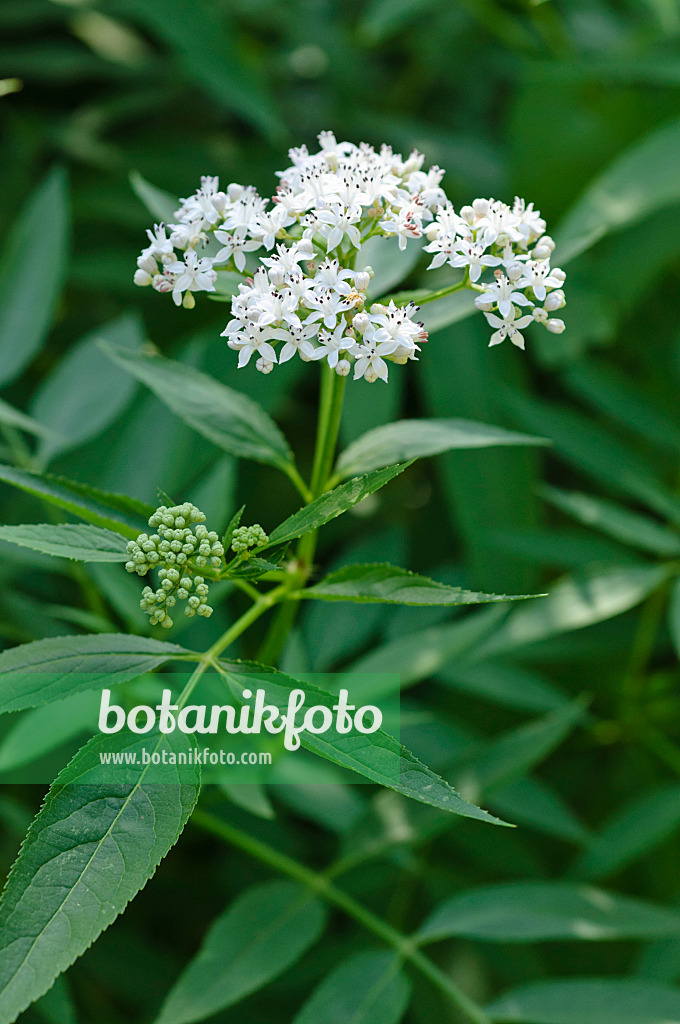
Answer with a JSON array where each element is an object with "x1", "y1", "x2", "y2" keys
[
  {"x1": 309, "y1": 322, "x2": 350, "y2": 368},
  {"x1": 213, "y1": 228, "x2": 261, "y2": 272},
  {"x1": 165, "y1": 251, "x2": 216, "y2": 306},
  {"x1": 517, "y1": 260, "x2": 564, "y2": 301},
  {"x1": 278, "y1": 324, "x2": 318, "y2": 364},
  {"x1": 223, "y1": 324, "x2": 283, "y2": 368},
  {"x1": 474, "y1": 273, "x2": 533, "y2": 318},
  {"x1": 144, "y1": 224, "x2": 175, "y2": 262},
  {"x1": 450, "y1": 232, "x2": 502, "y2": 282},
  {"x1": 379, "y1": 199, "x2": 425, "y2": 250},
  {"x1": 351, "y1": 339, "x2": 395, "y2": 383},
  {"x1": 304, "y1": 288, "x2": 352, "y2": 330},
  {"x1": 484, "y1": 308, "x2": 534, "y2": 349}
]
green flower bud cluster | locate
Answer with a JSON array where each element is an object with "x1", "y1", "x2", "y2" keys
[
  {"x1": 231, "y1": 524, "x2": 269, "y2": 555},
  {"x1": 125, "y1": 502, "x2": 225, "y2": 628}
]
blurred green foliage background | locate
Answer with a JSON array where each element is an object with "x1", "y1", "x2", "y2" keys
[{"x1": 2, "y1": 1, "x2": 680, "y2": 1022}]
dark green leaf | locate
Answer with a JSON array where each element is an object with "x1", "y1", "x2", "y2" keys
[
  {"x1": 0, "y1": 730, "x2": 200, "y2": 1024},
  {"x1": 154, "y1": 881, "x2": 326, "y2": 1024},
  {"x1": 101, "y1": 343, "x2": 293, "y2": 470},
  {"x1": 0, "y1": 167, "x2": 69, "y2": 388},
  {"x1": 486, "y1": 978, "x2": 680, "y2": 1023},
  {"x1": 220, "y1": 661, "x2": 507, "y2": 824},
  {"x1": 0, "y1": 524, "x2": 128, "y2": 562},
  {"x1": 0, "y1": 399, "x2": 57, "y2": 441},
  {"x1": 0, "y1": 633, "x2": 193, "y2": 714},
  {"x1": 541, "y1": 486, "x2": 680, "y2": 558},
  {"x1": 0, "y1": 464, "x2": 153, "y2": 539},
  {"x1": 292, "y1": 951, "x2": 410, "y2": 1024},
  {"x1": 0, "y1": 692, "x2": 100, "y2": 774},
  {"x1": 301, "y1": 563, "x2": 537, "y2": 606},
  {"x1": 417, "y1": 882, "x2": 680, "y2": 943},
  {"x1": 336, "y1": 418, "x2": 546, "y2": 478},
  {"x1": 267, "y1": 463, "x2": 412, "y2": 546}
]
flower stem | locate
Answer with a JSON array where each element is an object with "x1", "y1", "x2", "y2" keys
[
  {"x1": 191, "y1": 809, "x2": 491, "y2": 1024},
  {"x1": 257, "y1": 363, "x2": 346, "y2": 665}
]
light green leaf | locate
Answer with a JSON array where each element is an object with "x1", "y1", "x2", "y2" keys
[
  {"x1": 571, "y1": 784, "x2": 680, "y2": 881},
  {"x1": 555, "y1": 117, "x2": 680, "y2": 263},
  {"x1": 220, "y1": 660, "x2": 506, "y2": 824},
  {"x1": 292, "y1": 950, "x2": 410, "y2": 1024},
  {"x1": 417, "y1": 882, "x2": 680, "y2": 944},
  {"x1": 31, "y1": 313, "x2": 144, "y2": 465},
  {"x1": 349, "y1": 606, "x2": 507, "y2": 689},
  {"x1": 154, "y1": 881, "x2": 326, "y2": 1024},
  {"x1": 0, "y1": 633, "x2": 193, "y2": 714},
  {"x1": 486, "y1": 978, "x2": 680, "y2": 1024},
  {"x1": 101, "y1": 343, "x2": 293, "y2": 470},
  {"x1": 267, "y1": 463, "x2": 411, "y2": 546},
  {"x1": 336, "y1": 417, "x2": 546, "y2": 478},
  {"x1": 0, "y1": 167, "x2": 69, "y2": 388},
  {"x1": 541, "y1": 486, "x2": 680, "y2": 558},
  {"x1": 301, "y1": 563, "x2": 536, "y2": 606},
  {"x1": 0, "y1": 691, "x2": 100, "y2": 774},
  {"x1": 129, "y1": 170, "x2": 178, "y2": 222},
  {"x1": 0, "y1": 524, "x2": 128, "y2": 562},
  {"x1": 0, "y1": 399, "x2": 58, "y2": 441},
  {"x1": 0, "y1": 464, "x2": 153, "y2": 539},
  {"x1": 0, "y1": 730, "x2": 200, "y2": 1024},
  {"x1": 475, "y1": 565, "x2": 671, "y2": 658},
  {"x1": 501, "y1": 386, "x2": 680, "y2": 526}
]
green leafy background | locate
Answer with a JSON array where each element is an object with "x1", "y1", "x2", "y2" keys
[{"x1": 2, "y1": 1, "x2": 680, "y2": 1022}]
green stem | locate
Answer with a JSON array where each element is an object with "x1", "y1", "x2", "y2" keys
[
  {"x1": 191, "y1": 809, "x2": 490, "y2": 1024},
  {"x1": 257, "y1": 364, "x2": 346, "y2": 665}
]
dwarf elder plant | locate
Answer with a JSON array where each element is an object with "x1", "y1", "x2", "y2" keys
[{"x1": 0, "y1": 133, "x2": 570, "y2": 1024}]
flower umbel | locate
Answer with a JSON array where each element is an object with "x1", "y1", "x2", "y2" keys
[
  {"x1": 125, "y1": 502, "x2": 225, "y2": 628},
  {"x1": 134, "y1": 132, "x2": 566, "y2": 372}
]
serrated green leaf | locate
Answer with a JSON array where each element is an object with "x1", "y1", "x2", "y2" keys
[
  {"x1": 101, "y1": 343, "x2": 293, "y2": 469},
  {"x1": 0, "y1": 730, "x2": 200, "y2": 1024},
  {"x1": 129, "y1": 170, "x2": 178, "y2": 222},
  {"x1": 0, "y1": 633, "x2": 193, "y2": 714},
  {"x1": 541, "y1": 486, "x2": 680, "y2": 558},
  {"x1": 417, "y1": 882, "x2": 680, "y2": 943},
  {"x1": 555, "y1": 117, "x2": 680, "y2": 263},
  {"x1": 301, "y1": 563, "x2": 537, "y2": 606},
  {"x1": 0, "y1": 167, "x2": 69, "y2": 388},
  {"x1": 571, "y1": 784, "x2": 680, "y2": 881},
  {"x1": 292, "y1": 950, "x2": 410, "y2": 1024},
  {"x1": 30, "y1": 313, "x2": 144, "y2": 465},
  {"x1": 0, "y1": 464, "x2": 153, "y2": 540},
  {"x1": 336, "y1": 418, "x2": 546, "y2": 478},
  {"x1": 267, "y1": 463, "x2": 411, "y2": 547},
  {"x1": 486, "y1": 978, "x2": 680, "y2": 1023},
  {"x1": 220, "y1": 660, "x2": 507, "y2": 824},
  {"x1": 154, "y1": 881, "x2": 326, "y2": 1024},
  {"x1": 0, "y1": 524, "x2": 128, "y2": 562}
]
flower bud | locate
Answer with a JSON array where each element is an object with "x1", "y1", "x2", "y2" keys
[
  {"x1": 544, "y1": 289, "x2": 566, "y2": 311},
  {"x1": 459, "y1": 205, "x2": 475, "y2": 225},
  {"x1": 551, "y1": 268, "x2": 567, "y2": 284},
  {"x1": 533, "y1": 307, "x2": 548, "y2": 323},
  {"x1": 472, "y1": 198, "x2": 490, "y2": 218},
  {"x1": 268, "y1": 265, "x2": 285, "y2": 287},
  {"x1": 227, "y1": 183, "x2": 244, "y2": 200},
  {"x1": 546, "y1": 318, "x2": 565, "y2": 334},
  {"x1": 134, "y1": 269, "x2": 153, "y2": 287},
  {"x1": 353, "y1": 312, "x2": 369, "y2": 335},
  {"x1": 506, "y1": 261, "x2": 524, "y2": 282},
  {"x1": 425, "y1": 223, "x2": 440, "y2": 241},
  {"x1": 137, "y1": 253, "x2": 157, "y2": 274},
  {"x1": 256, "y1": 357, "x2": 274, "y2": 374},
  {"x1": 354, "y1": 271, "x2": 370, "y2": 292},
  {"x1": 183, "y1": 292, "x2": 196, "y2": 309},
  {"x1": 537, "y1": 235, "x2": 555, "y2": 252},
  {"x1": 335, "y1": 359, "x2": 351, "y2": 376},
  {"x1": 531, "y1": 245, "x2": 552, "y2": 260}
]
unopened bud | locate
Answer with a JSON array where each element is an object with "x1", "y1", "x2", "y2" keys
[
  {"x1": 268, "y1": 266, "x2": 285, "y2": 287},
  {"x1": 546, "y1": 318, "x2": 565, "y2": 334},
  {"x1": 531, "y1": 245, "x2": 552, "y2": 260},
  {"x1": 472, "y1": 198, "x2": 490, "y2": 218},
  {"x1": 335, "y1": 359, "x2": 351, "y2": 376},
  {"x1": 459, "y1": 205, "x2": 475, "y2": 225},
  {"x1": 537, "y1": 235, "x2": 555, "y2": 252},
  {"x1": 352, "y1": 312, "x2": 369, "y2": 335},
  {"x1": 544, "y1": 289, "x2": 566, "y2": 311},
  {"x1": 256, "y1": 357, "x2": 274, "y2": 374},
  {"x1": 533, "y1": 307, "x2": 548, "y2": 323},
  {"x1": 354, "y1": 271, "x2": 370, "y2": 292},
  {"x1": 551, "y1": 268, "x2": 567, "y2": 284},
  {"x1": 134, "y1": 269, "x2": 153, "y2": 287},
  {"x1": 183, "y1": 292, "x2": 196, "y2": 309},
  {"x1": 227, "y1": 183, "x2": 244, "y2": 201}
]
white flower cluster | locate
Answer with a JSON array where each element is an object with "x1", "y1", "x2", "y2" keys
[
  {"x1": 424, "y1": 197, "x2": 566, "y2": 349},
  {"x1": 134, "y1": 131, "x2": 565, "y2": 377}
]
